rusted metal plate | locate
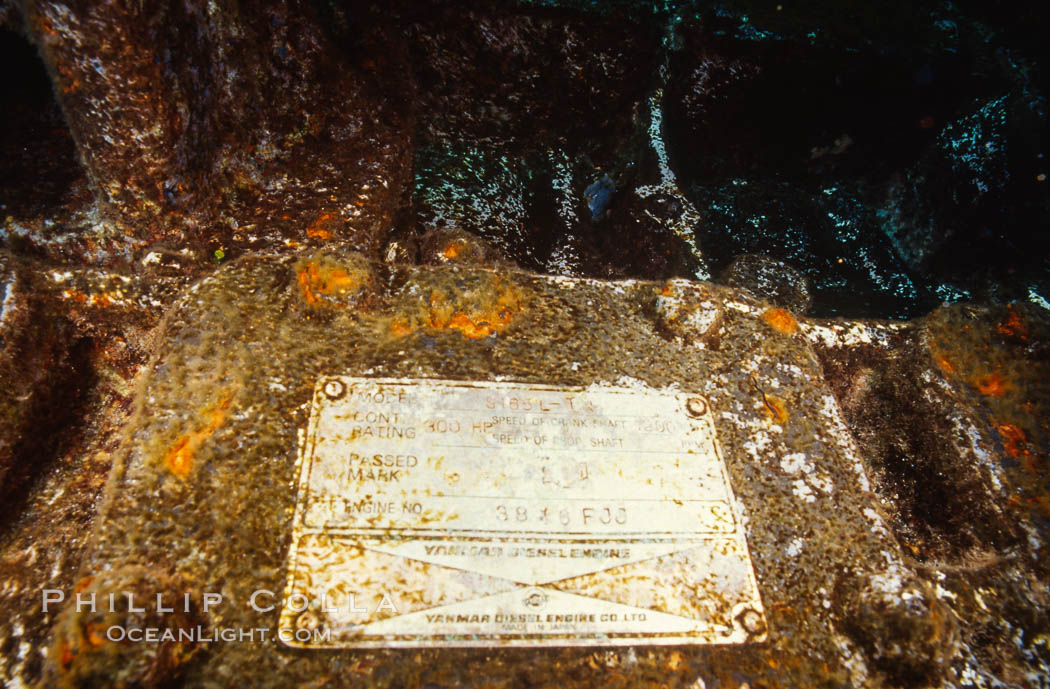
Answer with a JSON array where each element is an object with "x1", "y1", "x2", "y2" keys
[{"x1": 280, "y1": 377, "x2": 766, "y2": 648}]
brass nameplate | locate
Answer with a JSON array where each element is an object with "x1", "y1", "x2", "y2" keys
[{"x1": 280, "y1": 378, "x2": 766, "y2": 647}]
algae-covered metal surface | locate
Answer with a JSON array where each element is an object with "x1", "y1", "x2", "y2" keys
[{"x1": 37, "y1": 252, "x2": 982, "y2": 688}]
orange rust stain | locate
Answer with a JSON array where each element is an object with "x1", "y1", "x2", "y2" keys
[
  {"x1": 761, "y1": 396, "x2": 789, "y2": 425},
  {"x1": 430, "y1": 311, "x2": 506, "y2": 339},
  {"x1": 85, "y1": 624, "x2": 106, "y2": 647},
  {"x1": 56, "y1": 63, "x2": 81, "y2": 93},
  {"x1": 305, "y1": 213, "x2": 335, "y2": 240},
  {"x1": 976, "y1": 373, "x2": 1009, "y2": 397},
  {"x1": 90, "y1": 292, "x2": 113, "y2": 307},
  {"x1": 204, "y1": 394, "x2": 233, "y2": 434},
  {"x1": 63, "y1": 289, "x2": 113, "y2": 307},
  {"x1": 666, "y1": 651, "x2": 684, "y2": 671},
  {"x1": 762, "y1": 308, "x2": 798, "y2": 334},
  {"x1": 37, "y1": 15, "x2": 57, "y2": 37},
  {"x1": 997, "y1": 424, "x2": 1029, "y2": 458},
  {"x1": 390, "y1": 319, "x2": 414, "y2": 337},
  {"x1": 935, "y1": 356, "x2": 955, "y2": 375},
  {"x1": 166, "y1": 435, "x2": 194, "y2": 478},
  {"x1": 296, "y1": 261, "x2": 360, "y2": 305},
  {"x1": 442, "y1": 241, "x2": 465, "y2": 259},
  {"x1": 427, "y1": 287, "x2": 519, "y2": 340},
  {"x1": 904, "y1": 540, "x2": 924, "y2": 556},
  {"x1": 997, "y1": 306, "x2": 1028, "y2": 340},
  {"x1": 395, "y1": 282, "x2": 521, "y2": 340},
  {"x1": 59, "y1": 642, "x2": 74, "y2": 669},
  {"x1": 164, "y1": 391, "x2": 234, "y2": 478}
]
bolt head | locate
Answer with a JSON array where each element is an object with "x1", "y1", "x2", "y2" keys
[{"x1": 686, "y1": 397, "x2": 708, "y2": 417}]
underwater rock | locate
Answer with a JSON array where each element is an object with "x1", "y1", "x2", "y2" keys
[
  {"x1": 804, "y1": 302, "x2": 1050, "y2": 686},
  {"x1": 15, "y1": 0, "x2": 413, "y2": 261},
  {"x1": 841, "y1": 575, "x2": 958, "y2": 688},
  {"x1": 661, "y1": 9, "x2": 1049, "y2": 317},
  {"x1": 718, "y1": 254, "x2": 812, "y2": 315},
  {"x1": 406, "y1": 7, "x2": 710, "y2": 282},
  {"x1": 808, "y1": 302, "x2": 1050, "y2": 565},
  {"x1": 0, "y1": 253, "x2": 72, "y2": 494},
  {"x1": 406, "y1": 7, "x2": 658, "y2": 156},
  {"x1": 878, "y1": 92, "x2": 1049, "y2": 304},
  {"x1": 419, "y1": 227, "x2": 516, "y2": 269},
  {"x1": 413, "y1": 145, "x2": 540, "y2": 269}
]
